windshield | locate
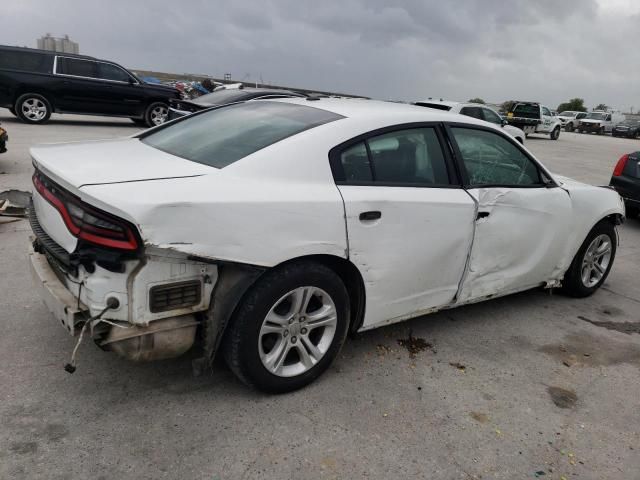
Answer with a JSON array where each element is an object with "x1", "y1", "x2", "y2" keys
[
  {"x1": 559, "y1": 111, "x2": 575, "y2": 117},
  {"x1": 141, "y1": 101, "x2": 343, "y2": 168},
  {"x1": 620, "y1": 120, "x2": 640, "y2": 126},
  {"x1": 586, "y1": 112, "x2": 606, "y2": 120}
]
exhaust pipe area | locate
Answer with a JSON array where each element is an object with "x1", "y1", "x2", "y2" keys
[{"x1": 101, "y1": 315, "x2": 198, "y2": 362}]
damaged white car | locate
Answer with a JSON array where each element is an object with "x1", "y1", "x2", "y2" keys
[{"x1": 29, "y1": 98, "x2": 625, "y2": 392}]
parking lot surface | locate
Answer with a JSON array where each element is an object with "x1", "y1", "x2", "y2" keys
[{"x1": 1, "y1": 112, "x2": 639, "y2": 479}]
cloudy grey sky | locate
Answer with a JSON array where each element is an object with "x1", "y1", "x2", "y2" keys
[{"x1": 3, "y1": 0, "x2": 639, "y2": 110}]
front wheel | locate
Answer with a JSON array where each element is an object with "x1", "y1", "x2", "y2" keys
[
  {"x1": 561, "y1": 221, "x2": 616, "y2": 297},
  {"x1": 598, "y1": 127, "x2": 605, "y2": 135},
  {"x1": 565, "y1": 123, "x2": 574, "y2": 132},
  {"x1": 144, "y1": 102, "x2": 169, "y2": 127},
  {"x1": 550, "y1": 127, "x2": 560, "y2": 140},
  {"x1": 15, "y1": 93, "x2": 52, "y2": 124},
  {"x1": 223, "y1": 261, "x2": 350, "y2": 393}
]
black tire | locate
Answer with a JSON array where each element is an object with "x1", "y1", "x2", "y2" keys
[
  {"x1": 15, "y1": 93, "x2": 52, "y2": 124},
  {"x1": 561, "y1": 221, "x2": 617, "y2": 298},
  {"x1": 223, "y1": 261, "x2": 350, "y2": 393},
  {"x1": 565, "y1": 123, "x2": 574, "y2": 132},
  {"x1": 144, "y1": 102, "x2": 169, "y2": 127},
  {"x1": 577, "y1": 129, "x2": 582, "y2": 134},
  {"x1": 626, "y1": 205, "x2": 639, "y2": 218},
  {"x1": 598, "y1": 127, "x2": 605, "y2": 135},
  {"x1": 130, "y1": 118, "x2": 148, "y2": 127},
  {"x1": 550, "y1": 127, "x2": 560, "y2": 140}
]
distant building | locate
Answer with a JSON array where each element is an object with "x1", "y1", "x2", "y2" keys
[{"x1": 36, "y1": 34, "x2": 79, "y2": 54}]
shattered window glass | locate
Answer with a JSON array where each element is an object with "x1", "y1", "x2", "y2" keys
[{"x1": 451, "y1": 128, "x2": 541, "y2": 186}]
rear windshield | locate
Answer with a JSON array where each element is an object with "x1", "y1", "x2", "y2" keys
[
  {"x1": 141, "y1": 101, "x2": 343, "y2": 168},
  {"x1": 414, "y1": 102, "x2": 452, "y2": 111},
  {"x1": 512, "y1": 104, "x2": 539, "y2": 117}
]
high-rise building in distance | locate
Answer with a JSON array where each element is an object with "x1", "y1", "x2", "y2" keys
[{"x1": 36, "y1": 34, "x2": 79, "y2": 54}]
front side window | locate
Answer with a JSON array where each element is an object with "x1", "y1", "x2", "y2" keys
[
  {"x1": 336, "y1": 127, "x2": 450, "y2": 185},
  {"x1": 142, "y1": 101, "x2": 343, "y2": 168},
  {"x1": 481, "y1": 108, "x2": 502, "y2": 125},
  {"x1": 98, "y1": 62, "x2": 131, "y2": 82},
  {"x1": 56, "y1": 57, "x2": 98, "y2": 78},
  {"x1": 451, "y1": 127, "x2": 542, "y2": 186},
  {"x1": 542, "y1": 107, "x2": 551, "y2": 116}
]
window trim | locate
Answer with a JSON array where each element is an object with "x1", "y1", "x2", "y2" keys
[
  {"x1": 329, "y1": 122, "x2": 462, "y2": 188},
  {"x1": 443, "y1": 122, "x2": 558, "y2": 189},
  {"x1": 54, "y1": 56, "x2": 139, "y2": 85}
]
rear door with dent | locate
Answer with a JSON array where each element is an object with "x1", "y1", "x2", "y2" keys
[{"x1": 331, "y1": 124, "x2": 476, "y2": 329}]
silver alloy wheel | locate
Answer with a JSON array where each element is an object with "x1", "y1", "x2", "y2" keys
[
  {"x1": 581, "y1": 234, "x2": 612, "y2": 288},
  {"x1": 21, "y1": 97, "x2": 47, "y2": 121},
  {"x1": 149, "y1": 105, "x2": 168, "y2": 126},
  {"x1": 258, "y1": 286, "x2": 337, "y2": 377}
]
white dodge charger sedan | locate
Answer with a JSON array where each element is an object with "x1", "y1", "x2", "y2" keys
[{"x1": 29, "y1": 98, "x2": 624, "y2": 392}]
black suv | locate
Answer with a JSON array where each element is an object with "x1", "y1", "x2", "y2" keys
[{"x1": 0, "y1": 46, "x2": 179, "y2": 126}]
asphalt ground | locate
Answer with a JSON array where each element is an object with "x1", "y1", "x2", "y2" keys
[{"x1": 1, "y1": 111, "x2": 639, "y2": 479}]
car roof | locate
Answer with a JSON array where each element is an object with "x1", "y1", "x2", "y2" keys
[
  {"x1": 0, "y1": 44, "x2": 97, "y2": 61},
  {"x1": 268, "y1": 97, "x2": 491, "y2": 127}
]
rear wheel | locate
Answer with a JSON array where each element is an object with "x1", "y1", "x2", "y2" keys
[
  {"x1": 223, "y1": 261, "x2": 350, "y2": 393},
  {"x1": 144, "y1": 102, "x2": 168, "y2": 127},
  {"x1": 15, "y1": 93, "x2": 52, "y2": 124},
  {"x1": 550, "y1": 127, "x2": 560, "y2": 140},
  {"x1": 561, "y1": 221, "x2": 616, "y2": 297}
]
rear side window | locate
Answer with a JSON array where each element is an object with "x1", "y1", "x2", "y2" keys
[
  {"x1": 451, "y1": 127, "x2": 541, "y2": 186},
  {"x1": 459, "y1": 106, "x2": 483, "y2": 120},
  {"x1": 97, "y1": 62, "x2": 131, "y2": 82},
  {"x1": 141, "y1": 102, "x2": 343, "y2": 168},
  {"x1": 335, "y1": 127, "x2": 451, "y2": 186},
  {"x1": 56, "y1": 57, "x2": 98, "y2": 78},
  {"x1": 0, "y1": 50, "x2": 51, "y2": 73}
]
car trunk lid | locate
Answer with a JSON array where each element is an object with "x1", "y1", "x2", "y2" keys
[{"x1": 30, "y1": 138, "x2": 213, "y2": 191}]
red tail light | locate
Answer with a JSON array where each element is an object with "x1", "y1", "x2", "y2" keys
[
  {"x1": 613, "y1": 154, "x2": 629, "y2": 177},
  {"x1": 32, "y1": 172, "x2": 139, "y2": 251}
]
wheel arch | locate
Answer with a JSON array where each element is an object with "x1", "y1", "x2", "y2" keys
[{"x1": 198, "y1": 254, "x2": 366, "y2": 369}]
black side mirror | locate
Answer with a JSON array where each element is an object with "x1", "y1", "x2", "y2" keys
[{"x1": 501, "y1": 118, "x2": 508, "y2": 126}]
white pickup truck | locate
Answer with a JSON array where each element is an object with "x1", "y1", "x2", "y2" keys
[
  {"x1": 577, "y1": 111, "x2": 625, "y2": 135},
  {"x1": 505, "y1": 102, "x2": 562, "y2": 140}
]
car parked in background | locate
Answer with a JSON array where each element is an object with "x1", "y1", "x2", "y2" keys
[
  {"x1": 0, "y1": 45, "x2": 180, "y2": 126},
  {"x1": 557, "y1": 111, "x2": 587, "y2": 132},
  {"x1": 167, "y1": 87, "x2": 306, "y2": 120},
  {"x1": 611, "y1": 120, "x2": 640, "y2": 139},
  {"x1": 505, "y1": 102, "x2": 562, "y2": 140},
  {"x1": 0, "y1": 123, "x2": 7, "y2": 154},
  {"x1": 414, "y1": 99, "x2": 526, "y2": 143},
  {"x1": 577, "y1": 111, "x2": 625, "y2": 135},
  {"x1": 28, "y1": 98, "x2": 624, "y2": 392},
  {"x1": 610, "y1": 152, "x2": 640, "y2": 218}
]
